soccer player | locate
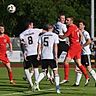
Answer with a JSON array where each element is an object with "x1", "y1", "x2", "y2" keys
[
  {"x1": 0, "y1": 24, "x2": 15, "y2": 85},
  {"x1": 34, "y1": 24, "x2": 60, "y2": 94},
  {"x1": 19, "y1": 20, "x2": 42, "y2": 89},
  {"x1": 54, "y1": 14, "x2": 69, "y2": 57},
  {"x1": 59, "y1": 17, "x2": 89, "y2": 85},
  {"x1": 73, "y1": 20, "x2": 96, "y2": 86},
  {"x1": 47, "y1": 14, "x2": 69, "y2": 83}
]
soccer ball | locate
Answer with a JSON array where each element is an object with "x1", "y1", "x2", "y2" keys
[{"x1": 7, "y1": 4, "x2": 16, "y2": 13}]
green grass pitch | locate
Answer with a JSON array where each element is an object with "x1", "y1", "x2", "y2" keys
[{"x1": 0, "y1": 67, "x2": 96, "y2": 96}]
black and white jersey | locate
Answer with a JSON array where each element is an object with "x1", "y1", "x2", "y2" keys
[
  {"x1": 38, "y1": 32, "x2": 59, "y2": 59},
  {"x1": 55, "y1": 22, "x2": 67, "y2": 41},
  {"x1": 81, "y1": 30, "x2": 91, "y2": 55},
  {"x1": 20, "y1": 28, "x2": 42, "y2": 56}
]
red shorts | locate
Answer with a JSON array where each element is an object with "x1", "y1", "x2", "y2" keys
[
  {"x1": 0, "y1": 53, "x2": 10, "y2": 64},
  {"x1": 66, "y1": 44, "x2": 82, "y2": 59}
]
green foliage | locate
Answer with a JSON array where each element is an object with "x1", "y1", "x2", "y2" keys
[{"x1": 0, "y1": 0, "x2": 94, "y2": 37}]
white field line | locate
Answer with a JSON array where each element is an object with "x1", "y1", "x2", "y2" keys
[
  {"x1": 1, "y1": 88, "x2": 55, "y2": 96},
  {"x1": 1, "y1": 87, "x2": 81, "y2": 96}
]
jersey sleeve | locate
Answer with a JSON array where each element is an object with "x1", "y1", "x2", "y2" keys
[
  {"x1": 38, "y1": 35, "x2": 42, "y2": 44},
  {"x1": 34, "y1": 28, "x2": 43, "y2": 34},
  {"x1": 84, "y1": 31, "x2": 91, "y2": 40},
  {"x1": 19, "y1": 34, "x2": 25, "y2": 44},
  {"x1": 54, "y1": 34, "x2": 59, "y2": 44},
  {"x1": 6, "y1": 35, "x2": 11, "y2": 44},
  {"x1": 62, "y1": 24, "x2": 67, "y2": 33},
  {"x1": 64, "y1": 27, "x2": 72, "y2": 37},
  {"x1": 59, "y1": 24, "x2": 67, "y2": 35}
]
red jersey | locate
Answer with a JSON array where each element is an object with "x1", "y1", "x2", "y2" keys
[
  {"x1": 65, "y1": 24, "x2": 80, "y2": 45},
  {"x1": 65, "y1": 24, "x2": 81, "y2": 59},
  {"x1": 0, "y1": 34, "x2": 11, "y2": 54}
]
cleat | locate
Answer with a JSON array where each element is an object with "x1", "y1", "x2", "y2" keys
[
  {"x1": 10, "y1": 80, "x2": 16, "y2": 85},
  {"x1": 34, "y1": 82, "x2": 40, "y2": 91},
  {"x1": 60, "y1": 79, "x2": 69, "y2": 84},
  {"x1": 85, "y1": 78, "x2": 90, "y2": 86},
  {"x1": 72, "y1": 83, "x2": 79, "y2": 87},
  {"x1": 95, "y1": 82, "x2": 96, "y2": 87},
  {"x1": 56, "y1": 89, "x2": 61, "y2": 94},
  {"x1": 56, "y1": 85, "x2": 60, "y2": 94}
]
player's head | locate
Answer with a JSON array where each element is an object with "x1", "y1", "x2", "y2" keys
[
  {"x1": 78, "y1": 20, "x2": 86, "y2": 30},
  {"x1": 43, "y1": 24, "x2": 54, "y2": 32},
  {"x1": 24, "y1": 20, "x2": 33, "y2": 29},
  {"x1": 0, "y1": 24, "x2": 5, "y2": 34},
  {"x1": 66, "y1": 17, "x2": 74, "y2": 26},
  {"x1": 58, "y1": 14, "x2": 65, "y2": 24}
]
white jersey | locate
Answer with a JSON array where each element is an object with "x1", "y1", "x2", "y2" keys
[
  {"x1": 38, "y1": 32, "x2": 59, "y2": 59},
  {"x1": 81, "y1": 30, "x2": 91, "y2": 55},
  {"x1": 20, "y1": 28, "x2": 42, "y2": 56},
  {"x1": 56, "y1": 22, "x2": 67, "y2": 41}
]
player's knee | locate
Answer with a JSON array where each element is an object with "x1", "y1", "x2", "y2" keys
[
  {"x1": 75, "y1": 68, "x2": 82, "y2": 73},
  {"x1": 54, "y1": 73, "x2": 59, "y2": 77},
  {"x1": 87, "y1": 66, "x2": 92, "y2": 72}
]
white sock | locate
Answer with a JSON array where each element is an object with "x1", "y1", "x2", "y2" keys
[
  {"x1": 34, "y1": 68, "x2": 39, "y2": 81},
  {"x1": 30, "y1": 70, "x2": 34, "y2": 77},
  {"x1": 75, "y1": 72, "x2": 82, "y2": 85},
  {"x1": 55, "y1": 74, "x2": 60, "y2": 86},
  {"x1": 36, "y1": 72, "x2": 46, "y2": 83},
  {"x1": 47, "y1": 71, "x2": 51, "y2": 79},
  {"x1": 25, "y1": 69, "x2": 33, "y2": 87},
  {"x1": 90, "y1": 69, "x2": 96, "y2": 81}
]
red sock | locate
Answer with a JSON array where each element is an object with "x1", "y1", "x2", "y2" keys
[
  {"x1": 8, "y1": 71, "x2": 13, "y2": 81},
  {"x1": 64, "y1": 64, "x2": 69, "y2": 80},
  {"x1": 79, "y1": 65, "x2": 89, "y2": 79}
]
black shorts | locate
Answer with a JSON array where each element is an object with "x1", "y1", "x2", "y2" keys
[
  {"x1": 58, "y1": 41, "x2": 69, "y2": 57},
  {"x1": 81, "y1": 55, "x2": 91, "y2": 67},
  {"x1": 41, "y1": 59, "x2": 57, "y2": 70},
  {"x1": 23, "y1": 55, "x2": 40, "y2": 69}
]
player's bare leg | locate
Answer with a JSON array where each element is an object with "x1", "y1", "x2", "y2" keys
[
  {"x1": 60, "y1": 57, "x2": 71, "y2": 84},
  {"x1": 4, "y1": 62, "x2": 15, "y2": 85},
  {"x1": 47, "y1": 69, "x2": 54, "y2": 84},
  {"x1": 87, "y1": 66, "x2": 96, "y2": 86},
  {"x1": 75, "y1": 59, "x2": 90, "y2": 86}
]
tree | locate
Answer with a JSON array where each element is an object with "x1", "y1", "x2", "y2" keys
[{"x1": 0, "y1": 0, "x2": 93, "y2": 37}]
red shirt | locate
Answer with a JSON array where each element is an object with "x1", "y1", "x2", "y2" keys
[
  {"x1": 65, "y1": 24, "x2": 80, "y2": 45},
  {"x1": 0, "y1": 34, "x2": 10, "y2": 54}
]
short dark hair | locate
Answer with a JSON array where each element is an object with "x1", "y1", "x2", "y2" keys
[
  {"x1": 69, "y1": 16, "x2": 74, "y2": 21},
  {"x1": 24, "y1": 19, "x2": 33, "y2": 29},
  {"x1": 42, "y1": 24, "x2": 53, "y2": 31},
  {"x1": 66, "y1": 16, "x2": 74, "y2": 21},
  {"x1": 79, "y1": 20, "x2": 86, "y2": 26},
  {"x1": 0, "y1": 23, "x2": 4, "y2": 27},
  {"x1": 58, "y1": 14, "x2": 65, "y2": 19}
]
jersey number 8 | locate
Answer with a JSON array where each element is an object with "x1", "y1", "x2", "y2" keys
[{"x1": 28, "y1": 36, "x2": 33, "y2": 44}]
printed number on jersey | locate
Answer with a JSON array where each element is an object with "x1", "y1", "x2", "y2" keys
[
  {"x1": 28, "y1": 36, "x2": 33, "y2": 45},
  {"x1": 44, "y1": 37, "x2": 49, "y2": 46}
]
